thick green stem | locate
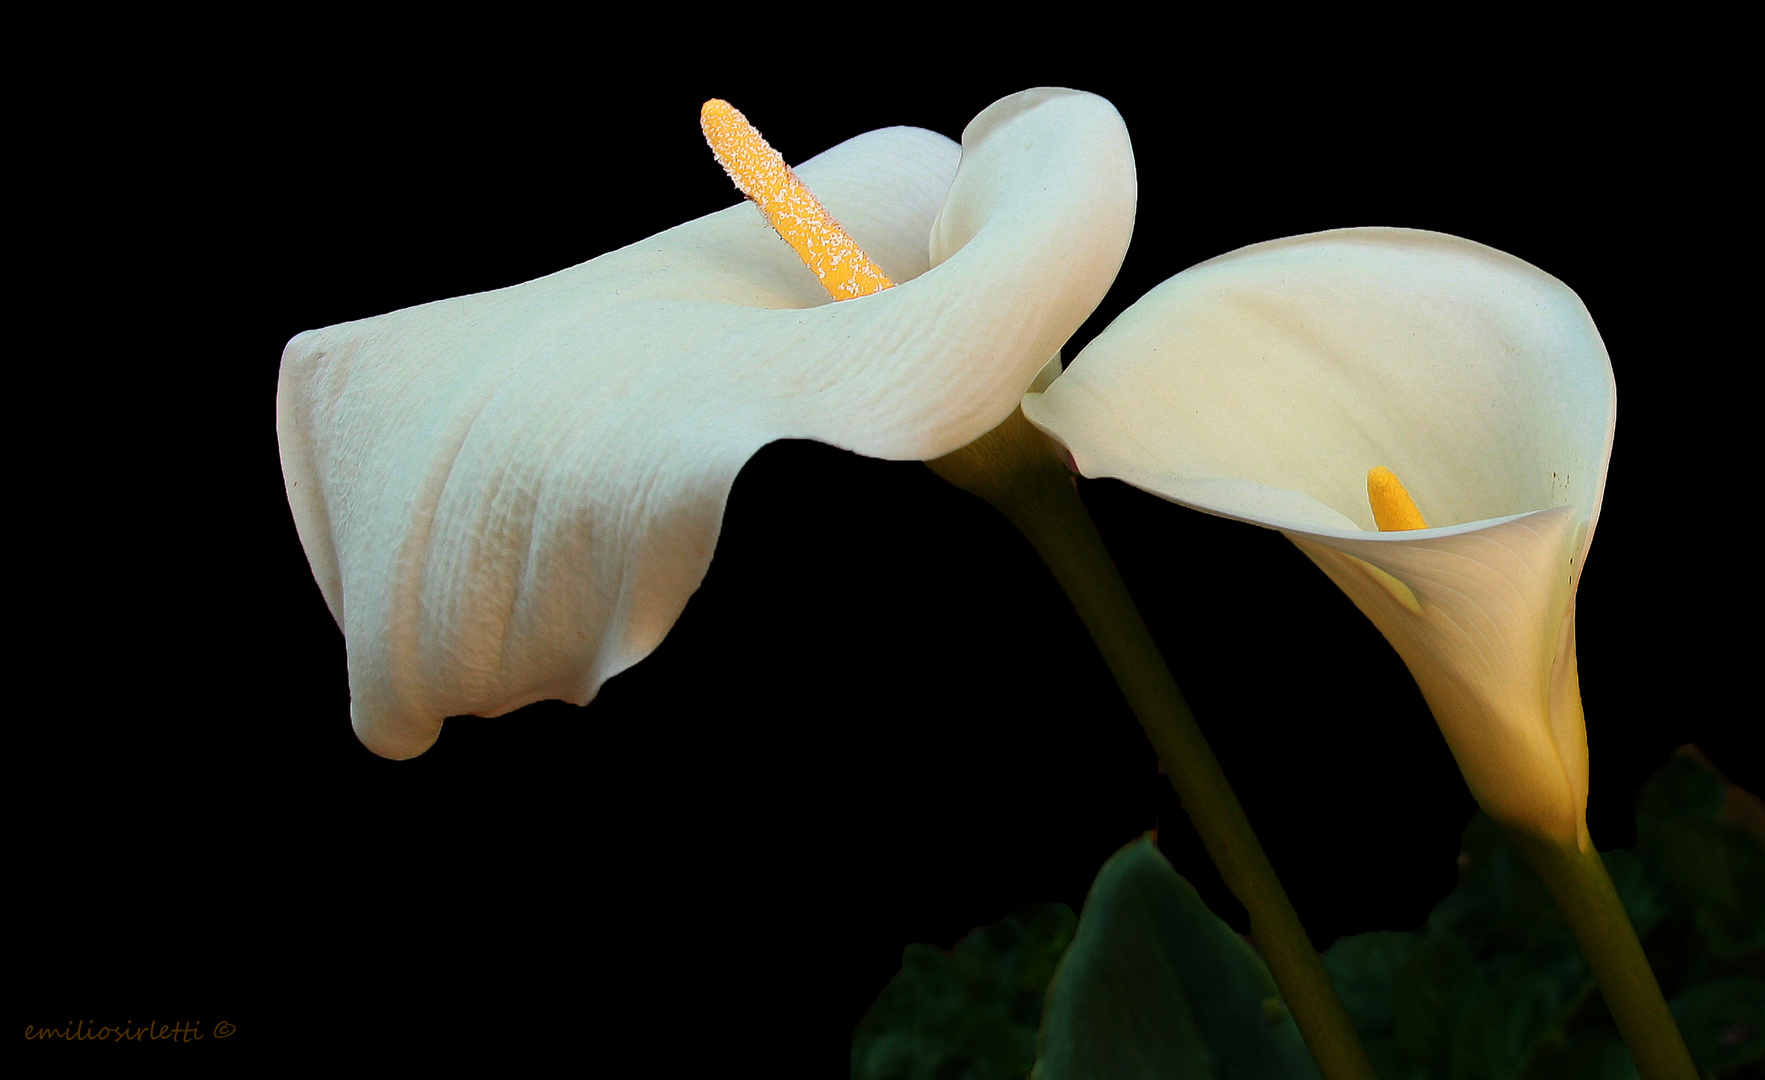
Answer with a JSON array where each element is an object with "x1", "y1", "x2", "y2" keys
[
  {"x1": 1506, "y1": 828, "x2": 1698, "y2": 1080},
  {"x1": 929, "y1": 410, "x2": 1378, "y2": 1080}
]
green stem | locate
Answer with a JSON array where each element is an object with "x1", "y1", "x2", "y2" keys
[
  {"x1": 929, "y1": 410, "x2": 1378, "y2": 1080},
  {"x1": 1506, "y1": 828, "x2": 1698, "y2": 1080}
]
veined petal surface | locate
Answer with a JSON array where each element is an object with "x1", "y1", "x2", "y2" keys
[
  {"x1": 279, "y1": 89, "x2": 1135, "y2": 759},
  {"x1": 1024, "y1": 229, "x2": 1613, "y2": 846}
]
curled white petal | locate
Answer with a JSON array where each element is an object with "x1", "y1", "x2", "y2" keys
[
  {"x1": 1025, "y1": 228, "x2": 1612, "y2": 846},
  {"x1": 278, "y1": 89, "x2": 1135, "y2": 759},
  {"x1": 1288, "y1": 510, "x2": 1588, "y2": 844}
]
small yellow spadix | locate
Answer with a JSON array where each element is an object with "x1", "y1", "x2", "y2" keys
[
  {"x1": 1368, "y1": 466, "x2": 1429, "y2": 531},
  {"x1": 700, "y1": 99, "x2": 894, "y2": 302}
]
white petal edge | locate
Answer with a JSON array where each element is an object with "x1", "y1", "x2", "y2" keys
[
  {"x1": 1023, "y1": 227, "x2": 1614, "y2": 552},
  {"x1": 278, "y1": 89, "x2": 1136, "y2": 758}
]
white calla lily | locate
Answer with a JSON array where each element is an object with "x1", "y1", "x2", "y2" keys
[
  {"x1": 278, "y1": 88, "x2": 1135, "y2": 760},
  {"x1": 1024, "y1": 228, "x2": 1614, "y2": 849}
]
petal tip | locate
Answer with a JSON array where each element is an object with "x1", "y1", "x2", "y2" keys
[{"x1": 352, "y1": 708, "x2": 444, "y2": 761}]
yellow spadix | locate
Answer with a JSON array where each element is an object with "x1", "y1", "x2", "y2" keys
[
  {"x1": 1368, "y1": 466, "x2": 1428, "y2": 531},
  {"x1": 701, "y1": 99, "x2": 893, "y2": 301}
]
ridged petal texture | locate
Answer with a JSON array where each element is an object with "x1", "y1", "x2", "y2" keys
[
  {"x1": 1024, "y1": 229, "x2": 1614, "y2": 847},
  {"x1": 279, "y1": 89, "x2": 1135, "y2": 759}
]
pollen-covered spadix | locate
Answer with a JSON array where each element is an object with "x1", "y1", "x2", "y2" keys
[
  {"x1": 1024, "y1": 228, "x2": 1614, "y2": 847},
  {"x1": 278, "y1": 88, "x2": 1135, "y2": 759}
]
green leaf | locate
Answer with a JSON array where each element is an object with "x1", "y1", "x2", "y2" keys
[
  {"x1": 853, "y1": 752, "x2": 1757, "y2": 1080},
  {"x1": 1322, "y1": 930, "x2": 1417, "y2": 1038},
  {"x1": 1447, "y1": 953, "x2": 1590, "y2": 1080},
  {"x1": 852, "y1": 903, "x2": 1077, "y2": 1080},
  {"x1": 1669, "y1": 977, "x2": 1765, "y2": 1072},
  {"x1": 1520, "y1": 1030, "x2": 1640, "y2": 1080},
  {"x1": 1389, "y1": 930, "x2": 1482, "y2": 1070},
  {"x1": 1637, "y1": 755, "x2": 1765, "y2": 958},
  {"x1": 1034, "y1": 835, "x2": 1321, "y2": 1080},
  {"x1": 1637, "y1": 755, "x2": 1727, "y2": 823},
  {"x1": 1324, "y1": 815, "x2": 1601, "y2": 1080},
  {"x1": 1650, "y1": 819, "x2": 1765, "y2": 958},
  {"x1": 1431, "y1": 814, "x2": 1573, "y2": 951},
  {"x1": 1321, "y1": 931, "x2": 1420, "y2": 1080},
  {"x1": 1599, "y1": 848, "x2": 1672, "y2": 940},
  {"x1": 1315, "y1": 751, "x2": 1763, "y2": 1080}
]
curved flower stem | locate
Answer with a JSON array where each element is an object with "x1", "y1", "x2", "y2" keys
[
  {"x1": 1506, "y1": 828, "x2": 1698, "y2": 1080},
  {"x1": 930, "y1": 409, "x2": 1378, "y2": 1080}
]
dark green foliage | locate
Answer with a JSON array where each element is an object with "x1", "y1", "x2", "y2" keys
[
  {"x1": 1032, "y1": 836, "x2": 1321, "y2": 1080},
  {"x1": 855, "y1": 752, "x2": 1762, "y2": 1078},
  {"x1": 1636, "y1": 757, "x2": 1765, "y2": 961},
  {"x1": 852, "y1": 903, "x2": 1077, "y2": 1080},
  {"x1": 1321, "y1": 813, "x2": 1602, "y2": 1080},
  {"x1": 1670, "y1": 979, "x2": 1765, "y2": 1073},
  {"x1": 1323, "y1": 752, "x2": 1764, "y2": 1080}
]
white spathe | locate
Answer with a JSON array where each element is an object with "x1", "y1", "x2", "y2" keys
[
  {"x1": 279, "y1": 88, "x2": 1137, "y2": 759},
  {"x1": 1024, "y1": 229, "x2": 1614, "y2": 848}
]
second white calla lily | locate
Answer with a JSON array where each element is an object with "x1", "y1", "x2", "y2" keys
[
  {"x1": 1024, "y1": 228, "x2": 1614, "y2": 849},
  {"x1": 279, "y1": 88, "x2": 1135, "y2": 759}
]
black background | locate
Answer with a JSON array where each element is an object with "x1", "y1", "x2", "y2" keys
[{"x1": 22, "y1": 27, "x2": 1745, "y2": 1068}]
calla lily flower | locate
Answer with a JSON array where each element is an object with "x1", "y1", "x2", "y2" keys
[
  {"x1": 278, "y1": 88, "x2": 1135, "y2": 759},
  {"x1": 1023, "y1": 228, "x2": 1614, "y2": 849}
]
